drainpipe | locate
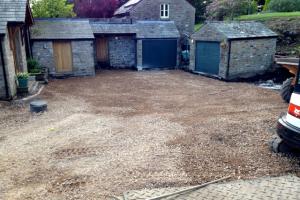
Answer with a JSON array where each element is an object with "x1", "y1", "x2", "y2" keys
[
  {"x1": 225, "y1": 40, "x2": 232, "y2": 80},
  {"x1": 0, "y1": 37, "x2": 9, "y2": 99}
]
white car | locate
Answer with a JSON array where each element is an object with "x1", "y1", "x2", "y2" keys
[{"x1": 273, "y1": 61, "x2": 300, "y2": 152}]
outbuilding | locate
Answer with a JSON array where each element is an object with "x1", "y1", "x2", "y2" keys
[
  {"x1": 90, "y1": 21, "x2": 137, "y2": 69},
  {"x1": 0, "y1": 0, "x2": 33, "y2": 100},
  {"x1": 188, "y1": 21, "x2": 277, "y2": 80},
  {"x1": 31, "y1": 19, "x2": 95, "y2": 77},
  {"x1": 90, "y1": 20, "x2": 180, "y2": 70},
  {"x1": 135, "y1": 21, "x2": 180, "y2": 70}
]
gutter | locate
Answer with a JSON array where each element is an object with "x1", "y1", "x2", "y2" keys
[{"x1": 0, "y1": 37, "x2": 9, "y2": 99}]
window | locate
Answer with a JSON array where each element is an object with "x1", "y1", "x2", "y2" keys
[{"x1": 160, "y1": 4, "x2": 169, "y2": 19}]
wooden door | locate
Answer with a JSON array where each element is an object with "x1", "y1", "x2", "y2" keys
[
  {"x1": 96, "y1": 38, "x2": 109, "y2": 62},
  {"x1": 53, "y1": 41, "x2": 73, "y2": 73},
  {"x1": 8, "y1": 26, "x2": 21, "y2": 73}
]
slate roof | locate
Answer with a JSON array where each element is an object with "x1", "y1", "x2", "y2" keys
[
  {"x1": 135, "y1": 21, "x2": 180, "y2": 38},
  {"x1": 114, "y1": 0, "x2": 142, "y2": 15},
  {"x1": 90, "y1": 22, "x2": 137, "y2": 34},
  {"x1": 0, "y1": 0, "x2": 28, "y2": 34},
  {"x1": 31, "y1": 19, "x2": 94, "y2": 40},
  {"x1": 206, "y1": 21, "x2": 277, "y2": 39},
  {"x1": 90, "y1": 20, "x2": 180, "y2": 39}
]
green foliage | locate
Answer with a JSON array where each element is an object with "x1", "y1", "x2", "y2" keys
[
  {"x1": 237, "y1": 11, "x2": 300, "y2": 20},
  {"x1": 27, "y1": 58, "x2": 42, "y2": 74},
  {"x1": 31, "y1": 0, "x2": 75, "y2": 18},
  {"x1": 268, "y1": 0, "x2": 300, "y2": 12},
  {"x1": 263, "y1": 0, "x2": 271, "y2": 11},
  {"x1": 194, "y1": 23, "x2": 203, "y2": 32},
  {"x1": 206, "y1": 0, "x2": 258, "y2": 20},
  {"x1": 16, "y1": 72, "x2": 30, "y2": 80},
  {"x1": 188, "y1": 0, "x2": 212, "y2": 23}
]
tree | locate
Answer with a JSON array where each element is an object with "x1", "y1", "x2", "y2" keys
[
  {"x1": 268, "y1": 0, "x2": 300, "y2": 12},
  {"x1": 188, "y1": 0, "x2": 212, "y2": 23},
  {"x1": 74, "y1": 0, "x2": 120, "y2": 18},
  {"x1": 206, "y1": 0, "x2": 257, "y2": 20},
  {"x1": 31, "y1": 0, "x2": 75, "y2": 18}
]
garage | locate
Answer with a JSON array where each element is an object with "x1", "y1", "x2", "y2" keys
[
  {"x1": 142, "y1": 39, "x2": 177, "y2": 69},
  {"x1": 189, "y1": 22, "x2": 277, "y2": 80},
  {"x1": 31, "y1": 19, "x2": 96, "y2": 77},
  {"x1": 136, "y1": 21, "x2": 180, "y2": 70},
  {"x1": 195, "y1": 41, "x2": 220, "y2": 75}
]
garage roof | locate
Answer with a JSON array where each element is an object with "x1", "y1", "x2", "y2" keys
[
  {"x1": 91, "y1": 22, "x2": 137, "y2": 35},
  {"x1": 0, "y1": 0, "x2": 29, "y2": 34},
  {"x1": 136, "y1": 21, "x2": 180, "y2": 39},
  {"x1": 31, "y1": 19, "x2": 95, "y2": 40},
  {"x1": 196, "y1": 21, "x2": 277, "y2": 39},
  {"x1": 90, "y1": 20, "x2": 180, "y2": 39},
  {"x1": 31, "y1": 19, "x2": 179, "y2": 39}
]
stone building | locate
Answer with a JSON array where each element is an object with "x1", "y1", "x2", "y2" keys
[
  {"x1": 114, "y1": 0, "x2": 195, "y2": 37},
  {"x1": 31, "y1": 19, "x2": 95, "y2": 77},
  {"x1": 91, "y1": 20, "x2": 180, "y2": 70},
  {"x1": 31, "y1": 19, "x2": 180, "y2": 74},
  {"x1": 188, "y1": 21, "x2": 278, "y2": 80},
  {"x1": 0, "y1": 0, "x2": 33, "y2": 100}
]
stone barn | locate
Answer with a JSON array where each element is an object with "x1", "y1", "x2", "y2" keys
[
  {"x1": 31, "y1": 19, "x2": 95, "y2": 77},
  {"x1": 188, "y1": 22, "x2": 277, "y2": 80}
]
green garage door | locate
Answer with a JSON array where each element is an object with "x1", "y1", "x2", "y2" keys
[
  {"x1": 195, "y1": 41, "x2": 220, "y2": 75},
  {"x1": 142, "y1": 39, "x2": 177, "y2": 69}
]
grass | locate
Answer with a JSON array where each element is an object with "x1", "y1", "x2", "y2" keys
[
  {"x1": 237, "y1": 11, "x2": 300, "y2": 21},
  {"x1": 194, "y1": 23, "x2": 203, "y2": 32}
]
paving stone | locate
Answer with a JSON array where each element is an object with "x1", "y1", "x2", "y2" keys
[{"x1": 116, "y1": 175, "x2": 300, "y2": 200}]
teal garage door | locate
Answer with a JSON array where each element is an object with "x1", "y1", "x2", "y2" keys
[
  {"x1": 195, "y1": 42, "x2": 220, "y2": 75},
  {"x1": 142, "y1": 39, "x2": 177, "y2": 69}
]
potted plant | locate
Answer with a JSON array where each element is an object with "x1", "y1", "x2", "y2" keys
[
  {"x1": 27, "y1": 58, "x2": 46, "y2": 82},
  {"x1": 17, "y1": 72, "x2": 29, "y2": 88}
]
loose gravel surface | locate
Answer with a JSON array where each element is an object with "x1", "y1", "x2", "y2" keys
[{"x1": 0, "y1": 70, "x2": 299, "y2": 200}]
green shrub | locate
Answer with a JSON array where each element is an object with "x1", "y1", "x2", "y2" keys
[
  {"x1": 206, "y1": 0, "x2": 257, "y2": 20},
  {"x1": 27, "y1": 58, "x2": 41, "y2": 73},
  {"x1": 268, "y1": 0, "x2": 300, "y2": 12},
  {"x1": 263, "y1": 0, "x2": 271, "y2": 11},
  {"x1": 16, "y1": 72, "x2": 30, "y2": 80}
]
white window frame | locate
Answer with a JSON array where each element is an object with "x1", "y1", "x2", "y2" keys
[{"x1": 160, "y1": 4, "x2": 169, "y2": 19}]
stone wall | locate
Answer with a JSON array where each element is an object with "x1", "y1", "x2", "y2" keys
[
  {"x1": 136, "y1": 40, "x2": 143, "y2": 70},
  {"x1": 108, "y1": 36, "x2": 136, "y2": 68},
  {"x1": 71, "y1": 40, "x2": 95, "y2": 76},
  {"x1": 32, "y1": 40, "x2": 95, "y2": 77},
  {"x1": 129, "y1": 0, "x2": 195, "y2": 36},
  {"x1": 228, "y1": 38, "x2": 277, "y2": 79},
  {"x1": 32, "y1": 41, "x2": 55, "y2": 74}
]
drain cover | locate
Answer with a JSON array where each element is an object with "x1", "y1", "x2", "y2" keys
[{"x1": 30, "y1": 100, "x2": 48, "y2": 113}]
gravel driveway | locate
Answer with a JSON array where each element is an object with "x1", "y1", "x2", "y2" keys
[{"x1": 0, "y1": 70, "x2": 299, "y2": 200}]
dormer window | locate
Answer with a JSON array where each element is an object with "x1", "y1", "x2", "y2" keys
[{"x1": 160, "y1": 4, "x2": 169, "y2": 19}]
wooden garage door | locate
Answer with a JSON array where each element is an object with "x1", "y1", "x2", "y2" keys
[
  {"x1": 96, "y1": 38, "x2": 109, "y2": 62},
  {"x1": 53, "y1": 41, "x2": 73, "y2": 72},
  {"x1": 195, "y1": 41, "x2": 220, "y2": 75}
]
